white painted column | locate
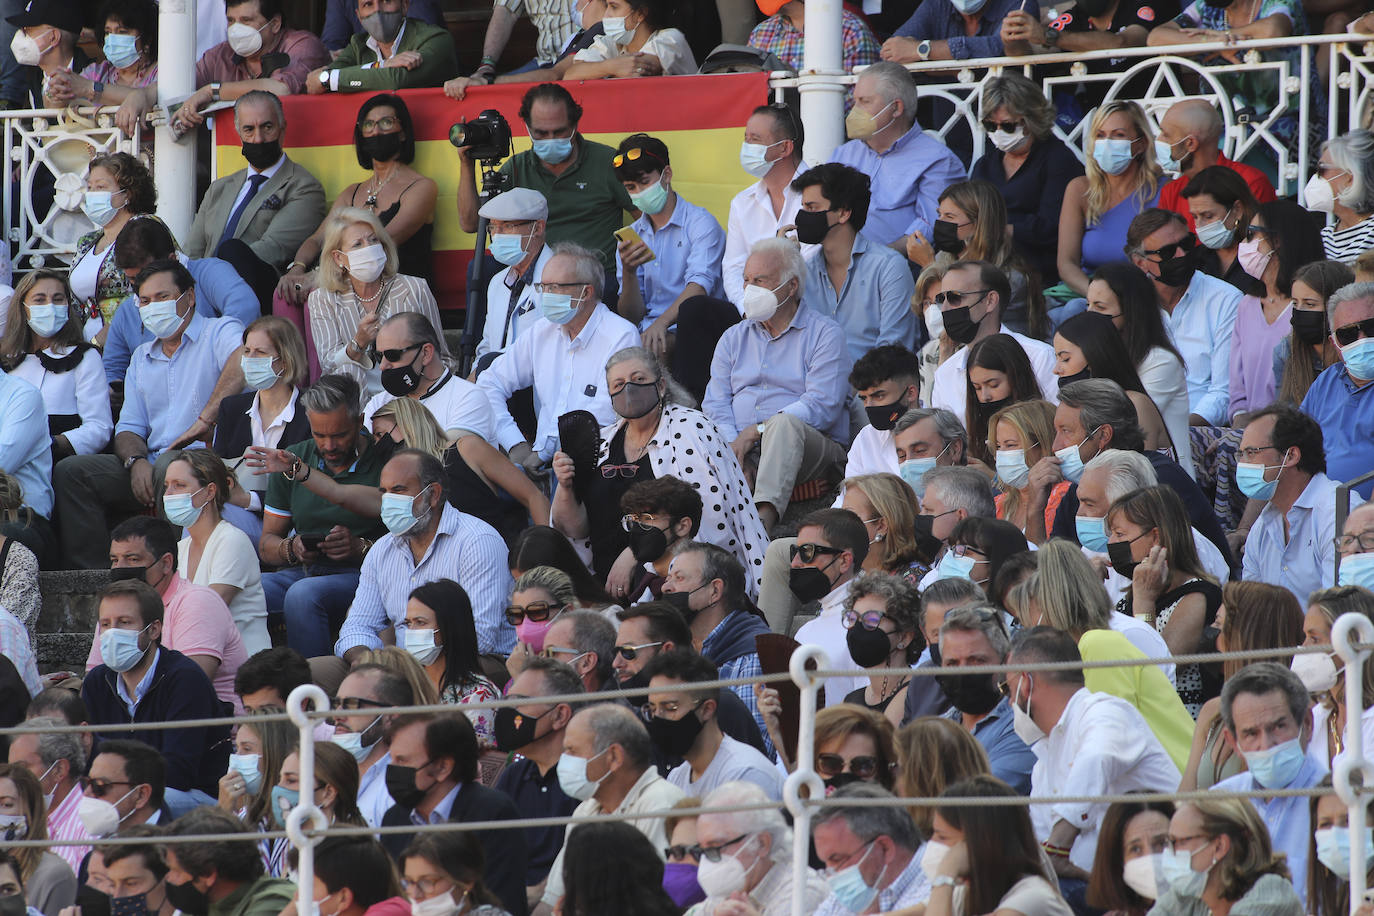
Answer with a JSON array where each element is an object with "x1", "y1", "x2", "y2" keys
[
  {"x1": 153, "y1": 0, "x2": 196, "y2": 242},
  {"x1": 799, "y1": 0, "x2": 846, "y2": 166}
]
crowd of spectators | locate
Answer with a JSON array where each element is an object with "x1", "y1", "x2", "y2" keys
[{"x1": 5, "y1": 1, "x2": 1374, "y2": 915}]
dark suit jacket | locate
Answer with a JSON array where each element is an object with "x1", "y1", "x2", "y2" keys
[
  {"x1": 381, "y1": 782, "x2": 529, "y2": 916},
  {"x1": 185, "y1": 157, "x2": 327, "y2": 271},
  {"x1": 212, "y1": 390, "x2": 313, "y2": 461}
]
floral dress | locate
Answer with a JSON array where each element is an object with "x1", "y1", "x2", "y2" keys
[{"x1": 443, "y1": 673, "x2": 500, "y2": 749}]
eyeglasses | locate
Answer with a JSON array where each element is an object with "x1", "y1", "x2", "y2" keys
[
  {"x1": 328, "y1": 695, "x2": 388, "y2": 711},
  {"x1": 504, "y1": 602, "x2": 563, "y2": 625},
  {"x1": 612, "y1": 147, "x2": 665, "y2": 169},
  {"x1": 358, "y1": 116, "x2": 400, "y2": 133},
  {"x1": 949, "y1": 543, "x2": 987, "y2": 560},
  {"x1": 981, "y1": 118, "x2": 1022, "y2": 134},
  {"x1": 1335, "y1": 531, "x2": 1374, "y2": 552},
  {"x1": 1334, "y1": 317, "x2": 1374, "y2": 346},
  {"x1": 1235, "y1": 444, "x2": 1280, "y2": 462},
  {"x1": 615, "y1": 641, "x2": 663, "y2": 661},
  {"x1": 1140, "y1": 234, "x2": 1198, "y2": 261},
  {"x1": 816, "y1": 754, "x2": 881, "y2": 779},
  {"x1": 376, "y1": 342, "x2": 422, "y2": 362},
  {"x1": 934, "y1": 289, "x2": 990, "y2": 309},
  {"x1": 664, "y1": 844, "x2": 696, "y2": 862},
  {"x1": 621, "y1": 513, "x2": 667, "y2": 531},
  {"x1": 690, "y1": 834, "x2": 751, "y2": 863},
  {"x1": 399, "y1": 877, "x2": 451, "y2": 897},
  {"x1": 601, "y1": 464, "x2": 641, "y2": 479},
  {"x1": 533, "y1": 281, "x2": 586, "y2": 294},
  {"x1": 1165, "y1": 834, "x2": 1210, "y2": 854},
  {"x1": 86, "y1": 779, "x2": 131, "y2": 798},
  {"x1": 790, "y1": 542, "x2": 844, "y2": 563},
  {"x1": 1242, "y1": 224, "x2": 1270, "y2": 242},
  {"x1": 842, "y1": 608, "x2": 893, "y2": 631}
]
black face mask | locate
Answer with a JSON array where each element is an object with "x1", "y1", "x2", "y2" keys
[
  {"x1": 385, "y1": 763, "x2": 431, "y2": 810},
  {"x1": 846, "y1": 625, "x2": 894, "y2": 668},
  {"x1": 617, "y1": 668, "x2": 651, "y2": 707},
  {"x1": 627, "y1": 524, "x2": 671, "y2": 563},
  {"x1": 646, "y1": 706, "x2": 705, "y2": 758},
  {"x1": 1156, "y1": 247, "x2": 1199, "y2": 288},
  {"x1": 1057, "y1": 367, "x2": 1093, "y2": 390},
  {"x1": 381, "y1": 352, "x2": 424, "y2": 397},
  {"x1": 163, "y1": 881, "x2": 209, "y2": 916},
  {"x1": 371, "y1": 435, "x2": 401, "y2": 464},
  {"x1": 241, "y1": 139, "x2": 282, "y2": 171},
  {"x1": 612, "y1": 380, "x2": 663, "y2": 420},
  {"x1": 941, "y1": 305, "x2": 981, "y2": 345},
  {"x1": 865, "y1": 396, "x2": 908, "y2": 431},
  {"x1": 913, "y1": 515, "x2": 943, "y2": 563},
  {"x1": 494, "y1": 705, "x2": 553, "y2": 752},
  {"x1": 1107, "y1": 540, "x2": 1140, "y2": 579},
  {"x1": 794, "y1": 208, "x2": 834, "y2": 245},
  {"x1": 0, "y1": 898, "x2": 25, "y2": 916},
  {"x1": 109, "y1": 565, "x2": 148, "y2": 582},
  {"x1": 937, "y1": 671, "x2": 1003, "y2": 715},
  {"x1": 661, "y1": 589, "x2": 699, "y2": 621},
  {"x1": 975, "y1": 396, "x2": 1011, "y2": 422},
  {"x1": 788, "y1": 565, "x2": 834, "y2": 603},
  {"x1": 1292, "y1": 309, "x2": 1327, "y2": 346},
  {"x1": 932, "y1": 220, "x2": 966, "y2": 255},
  {"x1": 360, "y1": 132, "x2": 404, "y2": 163}
]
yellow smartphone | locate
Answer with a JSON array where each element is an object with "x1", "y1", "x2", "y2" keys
[{"x1": 614, "y1": 226, "x2": 655, "y2": 262}]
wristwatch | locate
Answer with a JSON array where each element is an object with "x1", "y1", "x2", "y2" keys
[
  {"x1": 209, "y1": 82, "x2": 221, "y2": 102},
  {"x1": 318, "y1": 70, "x2": 331, "y2": 87},
  {"x1": 916, "y1": 39, "x2": 932, "y2": 60},
  {"x1": 756, "y1": 422, "x2": 766, "y2": 436},
  {"x1": 123, "y1": 455, "x2": 146, "y2": 470},
  {"x1": 1043, "y1": 26, "x2": 1060, "y2": 47},
  {"x1": 932, "y1": 876, "x2": 959, "y2": 888}
]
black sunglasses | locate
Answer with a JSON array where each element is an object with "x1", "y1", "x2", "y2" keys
[
  {"x1": 329, "y1": 695, "x2": 388, "y2": 711},
  {"x1": 1334, "y1": 317, "x2": 1374, "y2": 347},
  {"x1": 615, "y1": 641, "x2": 663, "y2": 661},
  {"x1": 934, "y1": 289, "x2": 990, "y2": 309},
  {"x1": 1242, "y1": 224, "x2": 1271, "y2": 242},
  {"x1": 690, "y1": 834, "x2": 751, "y2": 863},
  {"x1": 86, "y1": 779, "x2": 132, "y2": 798},
  {"x1": 1141, "y1": 234, "x2": 1198, "y2": 261},
  {"x1": 790, "y1": 542, "x2": 843, "y2": 563},
  {"x1": 980, "y1": 118, "x2": 1021, "y2": 134},
  {"x1": 816, "y1": 754, "x2": 880, "y2": 779},
  {"x1": 505, "y1": 602, "x2": 562, "y2": 625},
  {"x1": 376, "y1": 342, "x2": 422, "y2": 362},
  {"x1": 664, "y1": 844, "x2": 695, "y2": 862}
]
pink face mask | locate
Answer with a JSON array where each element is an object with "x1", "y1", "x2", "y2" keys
[{"x1": 516, "y1": 606, "x2": 566, "y2": 653}]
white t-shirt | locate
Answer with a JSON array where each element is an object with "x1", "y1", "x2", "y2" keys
[
  {"x1": 363, "y1": 370, "x2": 496, "y2": 441},
  {"x1": 668, "y1": 734, "x2": 783, "y2": 799},
  {"x1": 178, "y1": 519, "x2": 270, "y2": 655},
  {"x1": 997, "y1": 875, "x2": 1075, "y2": 916}
]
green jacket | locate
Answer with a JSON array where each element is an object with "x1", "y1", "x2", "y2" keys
[
  {"x1": 208, "y1": 879, "x2": 296, "y2": 916},
  {"x1": 331, "y1": 19, "x2": 458, "y2": 92}
]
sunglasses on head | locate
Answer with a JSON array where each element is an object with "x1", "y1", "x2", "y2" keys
[
  {"x1": 612, "y1": 147, "x2": 665, "y2": 169},
  {"x1": 377, "y1": 342, "x2": 422, "y2": 362},
  {"x1": 1334, "y1": 317, "x2": 1374, "y2": 347},
  {"x1": 816, "y1": 754, "x2": 881, "y2": 779},
  {"x1": 790, "y1": 542, "x2": 843, "y2": 563},
  {"x1": 504, "y1": 602, "x2": 562, "y2": 625}
]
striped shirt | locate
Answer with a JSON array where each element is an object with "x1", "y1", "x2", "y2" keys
[
  {"x1": 335, "y1": 503, "x2": 516, "y2": 657},
  {"x1": 1321, "y1": 217, "x2": 1374, "y2": 264},
  {"x1": 495, "y1": 0, "x2": 578, "y2": 64},
  {"x1": 47, "y1": 783, "x2": 92, "y2": 873}
]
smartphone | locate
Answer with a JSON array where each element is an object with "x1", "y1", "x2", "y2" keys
[
  {"x1": 300, "y1": 533, "x2": 327, "y2": 551},
  {"x1": 613, "y1": 226, "x2": 656, "y2": 262}
]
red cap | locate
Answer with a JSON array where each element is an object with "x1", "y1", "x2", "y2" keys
[{"x1": 757, "y1": 0, "x2": 790, "y2": 15}]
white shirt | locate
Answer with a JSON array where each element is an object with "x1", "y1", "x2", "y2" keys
[
  {"x1": 794, "y1": 581, "x2": 867, "y2": 704},
  {"x1": 722, "y1": 161, "x2": 816, "y2": 308},
  {"x1": 1138, "y1": 345, "x2": 1194, "y2": 479},
  {"x1": 357, "y1": 750, "x2": 395, "y2": 828},
  {"x1": 1029, "y1": 688, "x2": 1182, "y2": 872},
  {"x1": 178, "y1": 520, "x2": 270, "y2": 655},
  {"x1": 1161, "y1": 272, "x2": 1241, "y2": 426},
  {"x1": 476, "y1": 304, "x2": 641, "y2": 460},
  {"x1": 832, "y1": 424, "x2": 897, "y2": 508},
  {"x1": 226, "y1": 154, "x2": 286, "y2": 219},
  {"x1": 9, "y1": 346, "x2": 113, "y2": 455},
  {"x1": 1108, "y1": 611, "x2": 1175, "y2": 685},
  {"x1": 362, "y1": 370, "x2": 495, "y2": 441},
  {"x1": 248, "y1": 388, "x2": 299, "y2": 454},
  {"x1": 931, "y1": 327, "x2": 1058, "y2": 422},
  {"x1": 478, "y1": 245, "x2": 553, "y2": 359},
  {"x1": 1242, "y1": 472, "x2": 1342, "y2": 604},
  {"x1": 573, "y1": 28, "x2": 696, "y2": 74}
]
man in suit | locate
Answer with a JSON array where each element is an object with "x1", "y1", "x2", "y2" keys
[
  {"x1": 380, "y1": 711, "x2": 528, "y2": 916},
  {"x1": 305, "y1": 0, "x2": 459, "y2": 94},
  {"x1": 185, "y1": 90, "x2": 327, "y2": 311}
]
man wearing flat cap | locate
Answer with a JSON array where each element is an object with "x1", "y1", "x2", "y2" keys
[
  {"x1": 5, "y1": 0, "x2": 93, "y2": 109},
  {"x1": 477, "y1": 187, "x2": 553, "y2": 364}
]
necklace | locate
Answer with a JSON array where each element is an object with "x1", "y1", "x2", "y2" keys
[
  {"x1": 872, "y1": 673, "x2": 909, "y2": 706},
  {"x1": 356, "y1": 282, "x2": 384, "y2": 305},
  {"x1": 365, "y1": 169, "x2": 398, "y2": 209},
  {"x1": 1330, "y1": 705, "x2": 1345, "y2": 757}
]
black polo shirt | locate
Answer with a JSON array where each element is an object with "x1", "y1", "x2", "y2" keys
[{"x1": 493, "y1": 756, "x2": 577, "y2": 886}]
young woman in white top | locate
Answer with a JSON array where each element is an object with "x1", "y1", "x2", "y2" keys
[
  {"x1": 164, "y1": 448, "x2": 271, "y2": 654},
  {"x1": 565, "y1": 0, "x2": 697, "y2": 78},
  {"x1": 0, "y1": 269, "x2": 112, "y2": 461}
]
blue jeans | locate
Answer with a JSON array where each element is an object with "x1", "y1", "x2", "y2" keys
[
  {"x1": 163, "y1": 787, "x2": 216, "y2": 819},
  {"x1": 264, "y1": 566, "x2": 361, "y2": 659},
  {"x1": 1047, "y1": 297, "x2": 1088, "y2": 331}
]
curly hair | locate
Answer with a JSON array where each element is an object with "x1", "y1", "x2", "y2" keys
[{"x1": 89, "y1": 152, "x2": 156, "y2": 215}]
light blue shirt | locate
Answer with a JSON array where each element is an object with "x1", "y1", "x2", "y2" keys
[
  {"x1": 703, "y1": 303, "x2": 852, "y2": 444},
  {"x1": 829, "y1": 125, "x2": 968, "y2": 245},
  {"x1": 801, "y1": 232, "x2": 917, "y2": 364},
  {"x1": 0, "y1": 373, "x2": 53, "y2": 518},
  {"x1": 102, "y1": 257, "x2": 262, "y2": 384},
  {"x1": 117, "y1": 312, "x2": 245, "y2": 459},
  {"x1": 1212, "y1": 756, "x2": 1323, "y2": 908},
  {"x1": 115, "y1": 647, "x2": 161, "y2": 717},
  {"x1": 1161, "y1": 272, "x2": 1241, "y2": 425},
  {"x1": 335, "y1": 502, "x2": 515, "y2": 656},
  {"x1": 943, "y1": 697, "x2": 1036, "y2": 795},
  {"x1": 1242, "y1": 472, "x2": 1341, "y2": 603},
  {"x1": 409, "y1": 782, "x2": 461, "y2": 825},
  {"x1": 616, "y1": 194, "x2": 725, "y2": 330},
  {"x1": 1300, "y1": 364, "x2": 1374, "y2": 500}
]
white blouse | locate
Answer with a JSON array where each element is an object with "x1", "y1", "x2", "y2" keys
[
  {"x1": 178, "y1": 519, "x2": 270, "y2": 655},
  {"x1": 574, "y1": 28, "x2": 698, "y2": 74},
  {"x1": 7, "y1": 346, "x2": 113, "y2": 454}
]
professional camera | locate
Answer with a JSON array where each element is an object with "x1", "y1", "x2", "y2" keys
[{"x1": 449, "y1": 109, "x2": 512, "y2": 162}]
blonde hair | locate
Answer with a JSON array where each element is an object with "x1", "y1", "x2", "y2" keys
[
  {"x1": 895, "y1": 717, "x2": 990, "y2": 837},
  {"x1": 1085, "y1": 101, "x2": 1162, "y2": 225},
  {"x1": 372, "y1": 397, "x2": 448, "y2": 458},
  {"x1": 1028, "y1": 539, "x2": 1111, "y2": 637},
  {"x1": 913, "y1": 263, "x2": 946, "y2": 317},
  {"x1": 986, "y1": 399, "x2": 1056, "y2": 522},
  {"x1": 355, "y1": 646, "x2": 440, "y2": 705},
  {"x1": 317, "y1": 207, "x2": 399, "y2": 293},
  {"x1": 841, "y1": 473, "x2": 923, "y2": 572},
  {"x1": 513, "y1": 565, "x2": 578, "y2": 607},
  {"x1": 939, "y1": 181, "x2": 1016, "y2": 269},
  {"x1": 1182, "y1": 798, "x2": 1289, "y2": 901},
  {"x1": 243, "y1": 315, "x2": 308, "y2": 389}
]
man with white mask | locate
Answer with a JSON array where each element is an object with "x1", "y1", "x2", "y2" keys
[{"x1": 7, "y1": 721, "x2": 91, "y2": 870}]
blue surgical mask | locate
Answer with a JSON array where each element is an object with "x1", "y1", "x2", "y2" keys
[
  {"x1": 556, "y1": 748, "x2": 610, "y2": 801},
  {"x1": 26, "y1": 302, "x2": 67, "y2": 339},
  {"x1": 531, "y1": 136, "x2": 573, "y2": 165},
  {"x1": 1342, "y1": 337, "x2": 1374, "y2": 382},
  {"x1": 103, "y1": 32, "x2": 141, "y2": 69},
  {"x1": 82, "y1": 190, "x2": 122, "y2": 227},
  {"x1": 631, "y1": 176, "x2": 670, "y2": 216},
  {"x1": 330, "y1": 717, "x2": 381, "y2": 762},
  {"x1": 1339, "y1": 551, "x2": 1374, "y2": 590},
  {"x1": 241, "y1": 355, "x2": 280, "y2": 391},
  {"x1": 1092, "y1": 138, "x2": 1136, "y2": 176},
  {"x1": 1235, "y1": 458, "x2": 1285, "y2": 500},
  {"x1": 1075, "y1": 515, "x2": 1109, "y2": 552},
  {"x1": 950, "y1": 0, "x2": 989, "y2": 12},
  {"x1": 995, "y1": 448, "x2": 1030, "y2": 489},
  {"x1": 100, "y1": 623, "x2": 150, "y2": 673},
  {"x1": 825, "y1": 841, "x2": 883, "y2": 914},
  {"x1": 539, "y1": 290, "x2": 579, "y2": 325},
  {"x1": 1242, "y1": 736, "x2": 1306, "y2": 788},
  {"x1": 139, "y1": 292, "x2": 187, "y2": 339},
  {"x1": 380, "y1": 486, "x2": 432, "y2": 536},
  {"x1": 739, "y1": 139, "x2": 783, "y2": 178},
  {"x1": 270, "y1": 784, "x2": 298, "y2": 828},
  {"x1": 1055, "y1": 427, "x2": 1100, "y2": 484},
  {"x1": 1315, "y1": 825, "x2": 1374, "y2": 879},
  {"x1": 490, "y1": 233, "x2": 527, "y2": 266},
  {"x1": 935, "y1": 549, "x2": 977, "y2": 582},
  {"x1": 1154, "y1": 138, "x2": 1181, "y2": 173},
  {"x1": 163, "y1": 486, "x2": 206, "y2": 528},
  {"x1": 899, "y1": 457, "x2": 937, "y2": 499},
  {"x1": 1195, "y1": 215, "x2": 1236, "y2": 250},
  {"x1": 228, "y1": 753, "x2": 263, "y2": 796},
  {"x1": 1159, "y1": 846, "x2": 1211, "y2": 898},
  {"x1": 601, "y1": 15, "x2": 630, "y2": 43}
]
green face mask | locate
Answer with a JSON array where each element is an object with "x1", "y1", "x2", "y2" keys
[{"x1": 631, "y1": 176, "x2": 670, "y2": 215}]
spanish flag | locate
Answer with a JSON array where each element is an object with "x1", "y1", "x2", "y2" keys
[{"x1": 213, "y1": 72, "x2": 773, "y2": 313}]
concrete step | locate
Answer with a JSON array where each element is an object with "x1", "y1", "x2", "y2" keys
[{"x1": 34, "y1": 569, "x2": 109, "y2": 672}]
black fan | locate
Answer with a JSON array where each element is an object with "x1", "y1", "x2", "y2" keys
[{"x1": 558, "y1": 410, "x2": 601, "y2": 503}]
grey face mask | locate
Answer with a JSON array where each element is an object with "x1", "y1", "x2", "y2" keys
[{"x1": 360, "y1": 9, "x2": 405, "y2": 43}]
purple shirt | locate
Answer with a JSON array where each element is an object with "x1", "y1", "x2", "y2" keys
[
  {"x1": 195, "y1": 28, "x2": 332, "y2": 95},
  {"x1": 1228, "y1": 296, "x2": 1293, "y2": 419}
]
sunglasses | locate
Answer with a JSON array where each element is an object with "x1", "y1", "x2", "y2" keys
[
  {"x1": 664, "y1": 844, "x2": 696, "y2": 862},
  {"x1": 328, "y1": 695, "x2": 388, "y2": 711},
  {"x1": 934, "y1": 289, "x2": 990, "y2": 309},
  {"x1": 690, "y1": 834, "x2": 751, "y2": 863},
  {"x1": 816, "y1": 754, "x2": 881, "y2": 779},
  {"x1": 1141, "y1": 235, "x2": 1197, "y2": 261},
  {"x1": 376, "y1": 342, "x2": 422, "y2": 362},
  {"x1": 615, "y1": 641, "x2": 663, "y2": 661},
  {"x1": 86, "y1": 779, "x2": 131, "y2": 798},
  {"x1": 1242, "y1": 224, "x2": 1270, "y2": 242},
  {"x1": 504, "y1": 602, "x2": 562, "y2": 625},
  {"x1": 612, "y1": 147, "x2": 665, "y2": 169},
  {"x1": 980, "y1": 118, "x2": 1021, "y2": 134},
  {"x1": 1334, "y1": 317, "x2": 1374, "y2": 346},
  {"x1": 790, "y1": 542, "x2": 844, "y2": 563}
]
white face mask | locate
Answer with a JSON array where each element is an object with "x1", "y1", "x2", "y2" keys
[
  {"x1": 740, "y1": 278, "x2": 789, "y2": 322},
  {"x1": 1011, "y1": 676, "x2": 1045, "y2": 745},
  {"x1": 988, "y1": 125, "x2": 1027, "y2": 153},
  {"x1": 696, "y1": 835, "x2": 761, "y2": 898},
  {"x1": 404, "y1": 628, "x2": 442, "y2": 666},
  {"x1": 409, "y1": 893, "x2": 458, "y2": 916},
  {"x1": 227, "y1": 20, "x2": 270, "y2": 57},
  {"x1": 345, "y1": 243, "x2": 388, "y2": 283},
  {"x1": 10, "y1": 29, "x2": 50, "y2": 67},
  {"x1": 1122, "y1": 852, "x2": 1167, "y2": 901},
  {"x1": 924, "y1": 301, "x2": 944, "y2": 339},
  {"x1": 1291, "y1": 650, "x2": 1339, "y2": 694},
  {"x1": 918, "y1": 839, "x2": 951, "y2": 882}
]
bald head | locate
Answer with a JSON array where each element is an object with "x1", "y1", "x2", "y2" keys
[{"x1": 1162, "y1": 99, "x2": 1222, "y2": 150}]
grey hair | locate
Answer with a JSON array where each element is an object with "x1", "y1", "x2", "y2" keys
[
  {"x1": 859, "y1": 62, "x2": 919, "y2": 126},
  {"x1": 921, "y1": 577, "x2": 986, "y2": 613},
  {"x1": 580, "y1": 702, "x2": 652, "y2": 768},
  {"x1": 812, "y1": 783, "x2": 920, "y2": 852},
  {"x1": 922, "y1": 466, "x2": 996, "y2": 519},
  {"x1": 605, "y1": 346, "x2": 695, "y2": 408},
  {"x1": 300, "y1": 373, "x2": 361, "y2": 417},
  {"x1": 522, "y1": 656, "x2": 587, "y2": 712},
  {"x1": 513, "y1": 566, "x2": 577, "y2": 607},
  {"x1": 1327, "y1": 281, "x2": 1374, "y2": 326},
  {"x1": 1323, "y1": 129, "x2": 1374, "y2": 214},
  {"x1": 549, "y1": 241, "x2": 605, "y2": 302},
  {"x1": 563, "y1": 608, "x2": 617, "y2": 684},
  {"x1": 981, "y1": 73, "x2": 1055, "y2": 141},
  {"x1": 747, "y1": 237, "x2": 806, "y2": 299},
  {"x1": 939, "y1": 603, "x2": 1011, "y2": 660},
  {"x1": 233, "y1": 89, "x2": 284, "y2": 128},
  {"x1": 1058, "y1": 379, "x2": 1144, "y2": 452},
  {"x1": 894, "y1": 407, "x2": 967, "y2": 454},
  {"x1": 1219, "y1": 661, "x2": 1310, "y2": 736},
  {"x1": 30, "y1": 716, "x2": 86, "y2": 775},
  {"x1": 842, "y1": 571, "x2": 921, "y2": 632},
  {"x1": 1084, "y1": 449, "x2": 1158, "y2": 505},
  {"x1": 392, "y1": 447, "x2": 447, "y2": 499},
  {"x1": 701, "y1": 781, "x2": 792, "y2": 865}
]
